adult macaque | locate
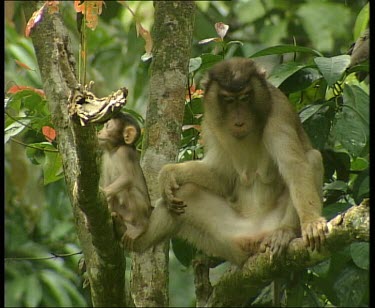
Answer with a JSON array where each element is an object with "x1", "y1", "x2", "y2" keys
[
  {"x1": 98, "y1": 112, "x2": 152, "y2": 241},
  {"x1": 129, "y1": 58, "x2": 327, "y2": 265}
]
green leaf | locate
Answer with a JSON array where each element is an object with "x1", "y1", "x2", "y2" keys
[
  {"x1": 353, "y1": 3, "x2": 369, "y2": 40},
  {"x1": 24, "y1": 274, "x2": 43, "y2": 307},
  {"x1": 324, "y1": 181, "x2": 348, "y2": 191},
  {"x1": 322, "y1": 202, "x2": 352, "y2": 221},
  {"x1": 299, "y1": 104, "x2": 324, "y2": 123},
  {"x1": 43, "y1": 150, "x2": 64, "y2": 185},
  {"x1": 199, "y1": 53, "x2": 223, "y2": 71},
  {"x1": 40, "y1": 270, "x2": 72, "y2": 306},
  {"x1": 314, "y1": 55, "x2": 351, "y2": 86},
  {"x1": 332, "y1": 85, "x2": 369, "y2": 157},
  {"x1": 249, "y1": 44, "x2": 323, "y2": 58},
  {"x1": 352, "y1": 169, "x2": 369, "y2": 204},
  {"x1": 333, "y1": 265, "x2": 368, "y2": 307},
  {"x1": 350, "y1": 242, "x2": 369, "y2": 270},
  {"x1": 267, "y1": 62, "x2": 306, "y2": 87},
  {"x1": 171, "y1": 238, "x2": 197, "y2": 267},
  {"x1": 189, "y1": 57, "x2": 202, "y2": 73},
  {"x1": 4, "y1": 118, "x2": 31, "y2": 143},
  {"x1": 279, "y1": 67, "x2": 321, "y2": 93},
  {"x1": 302, "y1": 105, "x2": 334, "y2": 150}
]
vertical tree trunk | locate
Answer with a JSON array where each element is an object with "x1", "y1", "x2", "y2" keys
[
  {"x1": 23, "y1": 2, "x2": 126, "y2": 306},
  {"x1": 131, "y1": 1, "x2": 196, "y2": 307}
]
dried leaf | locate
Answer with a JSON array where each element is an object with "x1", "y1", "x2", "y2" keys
[
  {"x1": 7, "y1": 85, "x2": 45, "y2": 97},
  {"x1": 46, "y1": 1, "x2": 60, "y2": 14},
  {"x1": 136, "y1": 22, "x2": 153, "y2": 54},
  {"x1": 15, "y1": 60, "x2": 33, "y2": 71},
  {"x1": 74, "y1": 1, "x2": 104, "y2": 30},
  {"x1": 25, "y1": 3, "x2": 45, "y2": 37},
  {"x1": 215, "y1": 22, "x2": 229, "y2": 39},
  {"x1": 42, "y1": 126, "x2": 56, "y2": 142}
]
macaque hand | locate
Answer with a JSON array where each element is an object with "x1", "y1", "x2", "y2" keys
[
  {"x1": 301, "y1": 217, "x2": 328, "y2": 251},
  {"x1": 158, "y1": 165, "x2": 187, "y2": 215}
]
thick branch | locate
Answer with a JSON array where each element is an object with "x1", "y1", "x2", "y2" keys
[
  {"x1": 23, "y1": 2, "x2": 125, "y2": 306},
  {"x1": 206, "y1": 201, "x2": 369, "y2": 307}
]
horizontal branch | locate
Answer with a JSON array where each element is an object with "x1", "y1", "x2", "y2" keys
[{"x1": 206, "y1": 201, "x2": 370, "y2": 307}]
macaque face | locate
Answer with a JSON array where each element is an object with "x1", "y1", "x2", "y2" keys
[
  {"x1": 205, "y1": 58, "x2": 271, "y2": 140},
  {"x1": 217, "y1": 87, "x2": 255, "y2": 139},
  {"x1": 97, "y1": 119, "x2": 124, "y2": 149}
]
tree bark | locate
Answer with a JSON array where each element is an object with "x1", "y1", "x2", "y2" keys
[
  {"x1": 130, "y1": 1, "x2": 196, "y2": 307},
  {"x1": 23, "y1": 2, "x2": 126, "y2": 306}
]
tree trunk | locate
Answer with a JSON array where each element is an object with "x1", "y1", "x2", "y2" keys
[
  {"x1": 23, "y1": 2, "x2": 126, "y2": 306},
  {"x1": 130, "y1": 1, "x2": 196, "y2": 307}
]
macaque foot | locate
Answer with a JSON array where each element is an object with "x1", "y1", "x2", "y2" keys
[
  {"x1": 302, "y1": 218, "x2": 328, "y2": 251},
  {"x1": 259, "y1": 228, "x2": 296, "y2": 260}
]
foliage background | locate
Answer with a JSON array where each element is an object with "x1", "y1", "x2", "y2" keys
[{"x1": 5, "y1": 1, "x2": 369, "y2": 307}]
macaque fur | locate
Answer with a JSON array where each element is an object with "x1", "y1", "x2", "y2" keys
[
  {"x1": 98, "y1": 112, "x2": 152, "y2": 241},
  {"x1": 129, "y1": 58, "x2": 327, "y2": 266}
]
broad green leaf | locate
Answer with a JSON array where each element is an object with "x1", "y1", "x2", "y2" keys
[
  {"x1": 4, "y1": 118, "x2": 30, "y2": 143},
  {"x1": 189, "y1": 57, "x2": 202, "y2": 73},
  {"x1": 352, "y1": 169, "x2": 369, "y2": 204},
  {"x1": 353, "y1": 3, "x2": 369, "y2": 40},
  {"x1": 310, "y1": 259, "x2": 330, "y2": 277},
  {"x1": 350, "y1": 242, "x2": 369, "y2": 270},
  {"x1": 333, "y1": 265, "x2": 368, "y2": 307},
  {"x1": 322, "y1": 202, "x2": 352, "y2": 221},
  {"x1": 302, "y1": 105, "x2": 334, "y2": 150},
  {"x1": 279, "y1": 67, "x2": 321, "y2": 93},
  {"x1": 44, "y1": 151, "x2": 64, "y2": 185},
  {"x1": 314, "y1": 55, "x2": 351, "y2": 86},
  {"x1": 24, "y1": 274, "x2": 43, "y2": 307},
  {"x1": 299, "y1": 104, "x2": 324, "y2": 123},
  {"x1": 268, "y1": 62, "x2": 306, "y2": 87},
  {"x1": 250, "y1": 45, "x2": 323, "y2": 58},
  {"x1": 199, "y1": 54, "x2": 223, "y2": 71},
  {"x1": 40, "y1": 270, "x2": 72, "y2": 306},
  {"x1": 324, "y1": 180, "x2": 348, "y2": 191},
  {"x1": 332, "y1": 85, "x2": 369, "y2": 157}
]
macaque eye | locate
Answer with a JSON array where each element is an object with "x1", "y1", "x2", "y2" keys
[
  {"x1": 239, "y1": 94, "x2": 250, "y2": 102},
  {"x1": 222, "y1": 96, "x2": 236, "y2": 104}
]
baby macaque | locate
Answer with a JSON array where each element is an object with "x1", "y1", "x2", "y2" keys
[{"x1": 98, "y1": 112, "x2": 152, "y2": 242}]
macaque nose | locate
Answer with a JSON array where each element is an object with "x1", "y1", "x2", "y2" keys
[{"x1": 235, "y1": 122, "x2": 244, "y2": 127}]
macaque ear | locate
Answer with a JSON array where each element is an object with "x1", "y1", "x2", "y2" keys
[{"x1": 123, "y1": 126, "x2": 138, "y2": 145}]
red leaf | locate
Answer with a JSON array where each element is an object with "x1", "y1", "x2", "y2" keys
[
  {"x1": 25, "y1": 3, "x2": 45, "y2": 37},
  {"x1": 42, "y1": 126, "x2": 56, "y2": 142},
  {"x1": 15, "y1": 60, "x2": 33, "y2": 71},
  {"x1": 7, "y1": 85, "x2": 45, "y2": 97}
]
